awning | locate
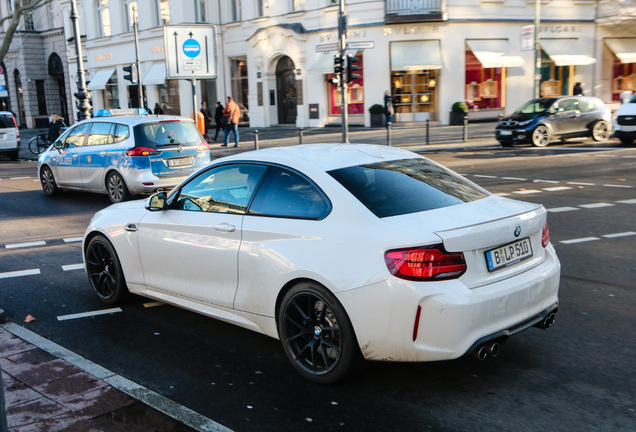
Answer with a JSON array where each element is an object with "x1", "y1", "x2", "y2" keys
[
  {"x1": 308, "y1": 53, "x2": 334, "y2": 75},
  {"x1": 540, "y1": 39, "x2": 596, "y2": 66},
  {"x1": 87, "y1": 68, "x2": 115, "y2": 90},
  {"x1": 142, "y1": 63, "x2": 166, "y2": 85},
  {"x1": 605, "y1": 38, "x2": 636, "y2": 64},
  {"x1": 391, "y1": 41, "x2": 442, "y2": 71},
  {"x1": 466, "y1": 40, "x2": 524, "y2": 68}
]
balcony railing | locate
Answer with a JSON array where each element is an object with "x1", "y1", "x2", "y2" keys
[{"x1": 385, "y1": 0, "x2": 447, "y2": 23}]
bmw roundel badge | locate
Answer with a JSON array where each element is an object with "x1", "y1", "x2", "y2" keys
[{"x1": 514, "y1": 225, "x2": 521, "y2": 238}]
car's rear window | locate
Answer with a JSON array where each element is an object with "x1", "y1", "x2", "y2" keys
[
  {"x1": 328, "y1": 158, "x2": 489, "y2": 218},
  {"x1": 0, "y1": 114, "x2": 14, "y2": 129},
  {"x1": 133, "y1": 121, "x2": 202, "y2": 149}
]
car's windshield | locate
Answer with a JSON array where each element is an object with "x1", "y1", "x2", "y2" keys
[
  {"x1": 133, "y1": 121, "x2": 202, "y2": 148},
  {"x1": 514, "y1": 99, "x2": 555, "y2": 115},
  {"x1": 329, "y1": 158, "x2": 489, "y2": 218}
]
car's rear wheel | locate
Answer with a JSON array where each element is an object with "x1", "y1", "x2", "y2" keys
[
  {"x1": 40, "y1": 166, "x2": 59, "y2": 195},
  {"x1": 107, "y1": 172, "x2": 130, "y2": 203},
  {"x1": 592, "y1": 120, "x2": 610, "y2": 141},
  {"x1": 531, "y1": 125, "x2": 551, "y2": 147},
  {"x1": 278, "y1": 282, "x2": 362, "y2": 384},
  {"x1": 85, "y1": 235, "x2": 127, "y2": 305},
  {"x1": 619, "y1": 137, "x2": 634, "y2": 145}
]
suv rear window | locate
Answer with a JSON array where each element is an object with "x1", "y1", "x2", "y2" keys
[
  {"x1": 0, "y1": 114, "x2": 14, "y2": 129},
  {"x1": 133, "y1": 121, "x2": 203, "y2": 149},
  {"x1": 329, "y1": 158, "x2": 489, "y2": 218}
]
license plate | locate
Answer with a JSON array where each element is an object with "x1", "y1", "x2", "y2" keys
[
  {"x1": 499, "y1": 130, "x2": 512, "y2": 136},
  {"x1": 485, "y1": 238, "x2": 533, "y2": 272},
  {"x1": 167, "y1": 157, "x2": 194, "y2": 167}
]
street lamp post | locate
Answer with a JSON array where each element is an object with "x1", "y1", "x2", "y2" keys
[
  {"x1": 132, "y1": 5, "x2": 144, "y2": 109},
  {"x1": 338, "y1": 0, "x2": 349, "y2": 143},
  {"x1": 70, "y1": 0, "x2": 92, "y2": 120},
  {"x1": 534, "y1": 0, "x2": 541, "y2": 98}
]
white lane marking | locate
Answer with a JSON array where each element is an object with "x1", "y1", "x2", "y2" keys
[
  {"x1": 5, "y1": 241, "x2": 46, "y2": 249},
  {"x1": 560, "y1": 237, "x2": 601, "y2": 244},
  {"x1": 0, "y1": 269, "x2": 40, "y2": 279},
  {"x1": 617, "y1": 199, "x2": 636, "y2": 204},
  {"x1": 543, "y1": 186, "x2": 572, "y2": 192},
  {"x1": 579, "y1": 202, "x2": 615, "y2": 209},
  {"x1": 501, "y1": 177, "x2": 527, "y2": 181},
  {"x1": 63, "y1": 237, "x2": 83, "y2": 243},
  {"x1": 602, "y1": 232, "x2": 636, "y2": 238},
  {"x1": 473, "y1": 174, "x2": 497, "y2": 178},
  {"x1": 9, "y1": 176, "x2": 30, "y2": 180},
  {"x1": 495, "y1": 192, "x2": 511, "y2": 196},
  {"x1": 62, "y1": 263, "x2": 84, "y2": 271},
  {"x1": 567, "y1": 182, "x2": 595, "y2": 186},
  {"x1": 143, "y1": 302, "x2": 165, "y2": 308},
  {"x1": 513, "y1": 189, "x2": 542, "y2": 194},
  {"x1": 532, "y1": 179, "x2": 559, "y2": 183},
  {"x1": 1, "y1": 322, "x2": 232, "y2": 432},
  {"x1": 547, "y1": 207, "x2": 579, "y2": 213},
  {"x1": 603, "y1": 184, "x2": 633, "y2": 188},
  {"x1": 57, "y1": 308, "x2": 123, "y2": 321}
]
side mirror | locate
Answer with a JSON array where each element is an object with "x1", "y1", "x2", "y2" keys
[
  {"x1": 145, "y1": 191, "x2": 167, "y2": 211},
  {"x1": 54, "y1": 141, "x2": 63, "y2": 150}
]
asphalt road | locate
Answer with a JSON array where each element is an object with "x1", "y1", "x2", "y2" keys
[{"x1": 1, "y1": 139, "x2": 635, "y2": 431}]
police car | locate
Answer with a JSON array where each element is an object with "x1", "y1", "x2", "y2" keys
[{"x1": 37, "y1": 109, "x2": 211, "y2": 203}]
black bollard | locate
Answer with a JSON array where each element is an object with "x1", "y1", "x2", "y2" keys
[
  {"x1": 387, "y1": 123, "x2": 392, "y2": 146},
  {"x1": 463, "y1": 115, "x2": 468, "y2": 142},
  {"x1": 426, "y1": 119, "x2": 430, "y2": 145},
  {"x1": 299, "y1": 128, "x2": 304, "y2": 144},
  {"x1": 254, "y1": 129, "x2": 259, "y2": 150}
]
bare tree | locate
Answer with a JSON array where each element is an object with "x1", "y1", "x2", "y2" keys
[{"x1": 0, "y1": 0, "x2": 53, "y2": 64}]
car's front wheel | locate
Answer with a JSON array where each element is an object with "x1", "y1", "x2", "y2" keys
[
  {"x1": 106, "y1": 172, "x2": 131, "y2": 203},
  {"x1": 278, "y1": 282, "x2": 362, "y2": 384},
  {"x1": 531, "y1": 125, "x2": 551, "y2": 147},
  {"x1": 85, "y1": 235, "x2": 128, "y2": 305},
  {"x1": 592, "y1": 120, "x2": 610, "y2": 141},
  {"x1": 40, "y1": 166, "x2": 59, "y2": 195}
]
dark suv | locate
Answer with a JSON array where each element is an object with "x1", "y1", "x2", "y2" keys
[{"x1": 496, "y1": 96, "x2": 611, "y2": 147}]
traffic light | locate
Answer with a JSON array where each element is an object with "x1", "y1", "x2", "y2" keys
[
  {"x1": 334, "y1": 55, "x2": 344, "y2": 75},
  {"x1": 123, "y1": 63, "x2": 137, "y2": 84},
  {"x1": 328, "y1": 75, "x2": 340, "y2": 88},
  {"x1": 346, "y1": 55, "x2": 359, "y2": 83}
]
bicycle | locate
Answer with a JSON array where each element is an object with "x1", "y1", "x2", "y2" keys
[{"x1": 28, "y1": 134, "x2": 52, "y2": 155}]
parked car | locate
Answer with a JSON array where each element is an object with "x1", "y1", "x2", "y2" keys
[
  {"x1": 496, "y1": 96, "x2": 611, "y2": 147},
  {"x1": 0, "y1": 111, "x2": 20, "y2": 160},
  {"x1": 83, "y1": 144, "x2": 561, "y2": 383},
  {"x1": 37, "y1": 110, "x2": 211, "y2": 203},
  {"x1": 612, "y1": 93, "x2": 636, "y2": 145}
]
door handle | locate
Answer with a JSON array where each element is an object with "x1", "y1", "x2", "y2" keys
[
  {"x1": 72, "y1": 154, "x2": 78, "y2": 159},
  {"x1": 99, "y1": 152, "x2": 106, "y2": 156},
  {"x1": 213, "y1": 223, "x2": 235, "y2": 233},
  {"x1": 125, "y1": 223, "x2": 138, "y2": 232}
]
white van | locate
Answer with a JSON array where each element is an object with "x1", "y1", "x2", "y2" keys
[{"x1": 0, "y1": 111, "x2": 20, "y2": 160}]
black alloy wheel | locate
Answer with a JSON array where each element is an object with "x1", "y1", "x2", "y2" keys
[
  {"x1": 107, "y1": 172, "x2": 131, "y2": 203},
  {"x1": 40, "y1": 166, "x2": 59, "y2": 195},
  {"x1": 85, "y1": 235, "x2": 127, "y2": 305},
  {"x1": 278, "y1": 282, "x2": 362, "y2": 384},
  {"x1": 592, "y1": 120, "x2": 610, "y2": 141}
]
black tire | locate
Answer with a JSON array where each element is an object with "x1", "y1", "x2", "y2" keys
[
  {"x1": 592, "y1": 120, "x2": 610, "y2": 141},
  {"x1": 619, "y1": 137, "x2": 634, "y2": 145},
  {"x1": 29, "y1": 136, "x2": 48, "y2": 155},
  {"x1": 9, "y1": 151, "x2": 18, "y2": 161},
  {"x1": 531, "y1": 125, "x2": 551, "y2": 147},
  {"x1": 40, "y1": 165, "x2": 59, "y2": 196},
  {"x1": 85, "y1": 235, "x2": 128, "y2": 305},
  {"x1": 278, "y1": 282, "x2": 362, "y2": 384},
  {"x1": 106, "y1": 171, "x2": 131, "y2": 203},
  {"x1": 498, "y1": 140, "x2": 513, "y2": 147}
]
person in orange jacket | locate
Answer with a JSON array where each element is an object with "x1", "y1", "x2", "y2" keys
[{"x1": 221, "y1": 96, "x2": 240, "y2": 147}]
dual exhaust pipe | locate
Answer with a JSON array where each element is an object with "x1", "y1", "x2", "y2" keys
[
  {"x1": 534, "y1": 312, "x2": 556, "y2": 330},
  {"x1": 475, "y1": 342, "x2": 500, "y2": 361}
]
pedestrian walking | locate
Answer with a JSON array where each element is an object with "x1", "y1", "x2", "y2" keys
[
  {"x1": 213, "y1": 101, "x2": 224, "y2": 141},
  {"x1": 153, "y1": 103, "x2": 164, "y2": 115},
  {"x1": 47, "y1": 113, "x2": 65, "y2": 142},
  {"x1": 573, "y1": 82, "x2": 584, "y2": 96},
  {"x1": 221, "y1": 96, "x2": 240, "y2": 148},
  {"x1": 200, "y1": 101, "x2": 212, "y2": 142},
  {"x1": 384, "y1": 90, "x2": 394, "y2": 127}
]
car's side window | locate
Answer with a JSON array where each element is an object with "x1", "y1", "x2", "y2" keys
[
  {"x1": 558, "y1": 99, "x2": 577, "y2": 112},
  {"x1": 86, "y1": 122, "x2": 114, "y2": 146},
  {"x1": 249, "y1": 167, "x2": 329, "y2": 219},
  {"x1": 578, "y1": 98, "x2": 591, "y2": 113},
  {"x1": 63, "y1": 123, "x2": 90, "y2": 148},
  {"x1": 171, "y1": 164, "x2": 268, "y2": 214},
  {"x1": 113, "y1": 124, "x2": 129, "y2": 143}
]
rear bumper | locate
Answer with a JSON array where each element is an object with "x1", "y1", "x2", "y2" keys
[{"x1": 337, "y1": 245, "x2": 561, "y2": 362}]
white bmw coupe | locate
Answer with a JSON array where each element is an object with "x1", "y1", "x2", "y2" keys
[{"x1": 83, "y1": 144, "x2": 560, "y2": 383}]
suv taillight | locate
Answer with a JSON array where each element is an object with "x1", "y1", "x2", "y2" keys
[
  {"x1": 125, "y1": 146, "x2": 160, "y2": 156},
  {"x1": 197, "y1": 141, "x2": 209, "y2": 151},
  {"x1": 542, "y1": 221, "x2": 550, "y2": 248},
  {"x1": 385, "y1": 245, "x2": 466, "y2": 281}
]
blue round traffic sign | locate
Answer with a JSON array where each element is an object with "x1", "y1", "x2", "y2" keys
[{"x1": 182, "y1": 39, "x2": 201, "y2": 58}]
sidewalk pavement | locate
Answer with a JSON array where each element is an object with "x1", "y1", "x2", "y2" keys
[{"x1": 2, "y1": 121, "x2": 498, "y2": 431}]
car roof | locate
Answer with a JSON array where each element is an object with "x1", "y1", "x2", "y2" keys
[
  {"x1": 74, "y1": 115, "x2": 192, "y2": 126},
  {"x1": 220, "y1": 144, "x2": 421, "y2": 172}
]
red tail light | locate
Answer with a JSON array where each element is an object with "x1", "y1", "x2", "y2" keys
[
  {"x1": 197, "y1": 141, "x2": 209, "y2": 151},
  {"x1": 385, "y1": 245, "x2": 466, "y2": 281},
  {"x1": 125, "y1": 146, "x2": 160, "y2": 156},
  {"x1": 11, "y1": 114, "x2": 18, "y2": 128},
  {"x1": 542, "y1": 221, "x2": 550, "y2": 248}
]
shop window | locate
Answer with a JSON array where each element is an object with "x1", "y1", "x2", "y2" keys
[
  {"x1": 611, "y1": 57, "x2": 636, "y2": 101},
  {"x1": 104, "y1": 74, "x2": 119, "y2": 109},
  {"x1": 538, "y1": 50, "x2": 571, "y2": 97},
  {"x1": 328, "y1": 53, "x2": 364, "y2": 115},
  {"x1": 231, "y1": 58, "x2": 249, "y2": 111},
  {"x1": 390, "y1": 69, "x2": 437, "y2": 114},
  {"x1": 465, "y1": 49, "x2": 502, "y2": 110},
  {"x1": 36, "y1": 80, "x2": 47, "y2": 115},
  {"x1": 158, "y1": 80, "x2": 180, "y2": 115}
]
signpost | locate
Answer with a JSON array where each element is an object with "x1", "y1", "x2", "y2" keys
[{"x1": 164, "y1": 25, "x2": 217, "y2": 120}]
